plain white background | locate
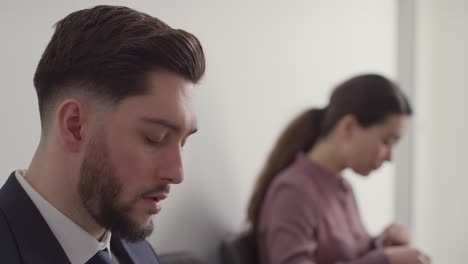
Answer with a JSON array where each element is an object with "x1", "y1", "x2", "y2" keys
[{"x1": 2, "y1": 0, "x2": 465, "y2": 263}]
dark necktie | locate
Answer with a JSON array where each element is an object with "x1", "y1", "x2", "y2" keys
[{"x1": 86, "y1": 249, "x2": 112, "y2": 264}]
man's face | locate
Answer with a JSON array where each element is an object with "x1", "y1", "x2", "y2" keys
[{"x1": 78, "y1": 71, "x2": 197, "y2": 241}]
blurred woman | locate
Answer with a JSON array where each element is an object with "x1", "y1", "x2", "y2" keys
[{"x1": 247, "y1": 74, "x2": 430, "y2": 264}]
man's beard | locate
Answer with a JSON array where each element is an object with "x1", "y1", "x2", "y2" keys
[{"x1": 78, "y1": 135, "x2": 158, "y2": 242}]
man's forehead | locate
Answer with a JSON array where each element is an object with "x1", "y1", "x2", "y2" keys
[{"x1": 145, "y1": 71, "x2": 194, "y2": 94}]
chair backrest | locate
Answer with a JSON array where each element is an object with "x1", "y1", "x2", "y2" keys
[
  {"x1": 220, "y1": 231, "x2": 258, "y2": 264},
  {"x1": 159, "y1": 251, "x2": 205, "y2": 264}
]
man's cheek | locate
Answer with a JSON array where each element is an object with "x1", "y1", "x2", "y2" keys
[{"x1": 112, "y1": 145, "x2": 144, "y2": 179}]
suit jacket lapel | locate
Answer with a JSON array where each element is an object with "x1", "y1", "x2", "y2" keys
[
  {"x1": 111, "y1": 234, "x2": 160, "y2": 264},
  {"x1": 0, "y1": 173, "x2": 71, "y2": 264},
  {"x1": 111, "y1": 235, "x2": 135, "y2": 264}
]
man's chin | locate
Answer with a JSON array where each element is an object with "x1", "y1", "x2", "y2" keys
[
  {"x1": 116, "y1": 220, "x2": 154, "y2": 242},
  {"x1": 354, "y1": 168, "x2": 372, "y2": 176},
  {"x1": 139, "y1": 215, "x2": 154, "y2": 228}
]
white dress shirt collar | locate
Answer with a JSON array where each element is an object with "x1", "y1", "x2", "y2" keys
[{"x1": 15, "y1": 170, "x2": 113, "y2": 264}]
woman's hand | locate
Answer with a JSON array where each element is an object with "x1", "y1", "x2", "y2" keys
[
  {"x1": 379, "y1": 223, "x2": 410, "y2": 247},
  {"x1": 385, "y1": 246, "x2": 431, "y2": 264}
]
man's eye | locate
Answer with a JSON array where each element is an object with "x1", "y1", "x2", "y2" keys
[
  {"x1": 382, "y1": 139, "x2": 393, "y2": 146},
  {"x1": 145, "y1": 136, "x2": 164, "y2": 146}
]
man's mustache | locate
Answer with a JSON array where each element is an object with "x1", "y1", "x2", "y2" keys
[{"x1": 140, "y1": 185, "x2": 171, "y2": 197}]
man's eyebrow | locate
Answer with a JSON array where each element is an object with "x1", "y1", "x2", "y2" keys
[{"x1": 141, "y1": 117, "x2": 198, "y2": 135}]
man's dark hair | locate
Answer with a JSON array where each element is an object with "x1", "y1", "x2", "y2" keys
[{"x1": 33, "y1": 5, "x2": 206, "y2": 126}]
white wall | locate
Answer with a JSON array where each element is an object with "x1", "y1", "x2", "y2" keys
[
  {"x1": 0, "y1": 1, "x2": 397, "y2": 263},
  {"x1": 413, "y1": 0, "x2": 468, "y2": 262}
]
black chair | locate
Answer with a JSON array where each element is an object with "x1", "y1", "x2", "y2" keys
[
  {"x1": 220, "y1": 231, "x2": 258, "y2": 264},
  {"x1": 159, "y1": 251, "x2": 205, "y2": 264}
]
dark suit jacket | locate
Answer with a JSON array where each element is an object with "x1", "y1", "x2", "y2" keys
[{"x1": 0, "y1": 172, "x2": 160, "y2": 264}]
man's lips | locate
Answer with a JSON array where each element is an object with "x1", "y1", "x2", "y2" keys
[
  {"x1": 143, "y1": 193, "x2": 168, "y2": 202},
  {"x1": 142, "y1": 192, "x2": 168, "y2": 213}
]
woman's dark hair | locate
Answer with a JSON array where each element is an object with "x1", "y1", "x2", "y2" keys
[{"x1": 247, "y1": 74, "x2": 412, "y2": 235}]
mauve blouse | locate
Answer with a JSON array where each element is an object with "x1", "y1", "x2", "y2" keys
[{"x1": 257, "y1": 153, "x2": 389, "y2": 264}]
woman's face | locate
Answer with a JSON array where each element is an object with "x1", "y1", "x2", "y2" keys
[{"x1": 344, "y1": 114, "x2": 407, "y2": 176}]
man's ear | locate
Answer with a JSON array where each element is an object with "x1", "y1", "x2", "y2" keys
[
  {"x1": 336, "y1": 114, "x2": 359, "y2": 139},
  {"x1": 56, "y1": 99, "x2": 89, "y2": 152}
]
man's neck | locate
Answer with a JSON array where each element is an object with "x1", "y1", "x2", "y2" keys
[{"x1": 26, "y1": 148, "x2": 106, "y2": 240}]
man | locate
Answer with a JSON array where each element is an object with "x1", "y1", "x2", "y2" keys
[{"x1": 0, "y1": 5, "x2": 205, "y2": 264}]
